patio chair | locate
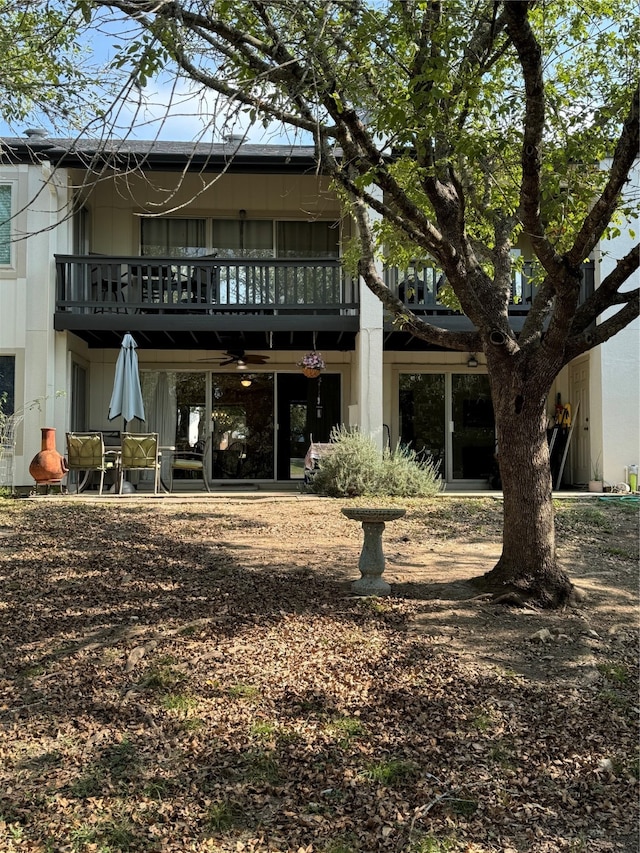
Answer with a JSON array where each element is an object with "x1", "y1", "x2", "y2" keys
[
  {"x1": 119, "y1": 432, "x2": 160, "y2": 494},
  {"x1": 169, "y1": 434, "x2": 212, "y2": 492},
  {"x1": 65, "y1": 432, "x2": 118, "y2": 495},
  {"x1": 90, "y1": 258, "x2": 126, "y2": 313}
]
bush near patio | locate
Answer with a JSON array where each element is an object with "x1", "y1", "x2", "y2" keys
[{"x1": 311, "y1": 426, "x2": 442, "y2": 498}]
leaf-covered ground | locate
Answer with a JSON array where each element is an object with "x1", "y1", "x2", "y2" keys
[{"x1": 0, "y1": 495, "x2": 637, "y2": 852}]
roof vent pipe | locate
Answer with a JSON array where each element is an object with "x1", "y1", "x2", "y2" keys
[{"x1": 24, "y1": 128, "x2": 48, "y2": 139}]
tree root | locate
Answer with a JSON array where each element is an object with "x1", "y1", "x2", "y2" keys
[{"x1": 470, "y1": 571, "x2": 578, "y2": 609}]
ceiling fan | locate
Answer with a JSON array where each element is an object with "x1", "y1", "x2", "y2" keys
[{"x1": 198, "y1": 350, "x2": 270, "y2": 367}]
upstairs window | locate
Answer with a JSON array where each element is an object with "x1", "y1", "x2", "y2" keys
[
  {"x1": 276, "y1": 221, "x2": 339, "y2": 258},
  {"x1": 141, "y1": 218, "x2": 207, "y2": 257},
  {"x1": 141, "y1": 217, "x2": 340, "y2": 260},
  {"x1": 212, "y1": 219, "x2": 273, "y2": 258},
  {"x1": 0, "y1": 185, "x2": 12, "y2": 265}
]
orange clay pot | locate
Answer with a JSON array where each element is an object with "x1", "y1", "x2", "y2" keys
[{"x1": 29, "y1": 427, "x2": 68, "y2": 485}]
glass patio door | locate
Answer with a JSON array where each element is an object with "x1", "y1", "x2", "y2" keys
[
  {"x1": 399, "y1": 373, "x2": 446, "y2": 476},
  {"x1": 399, "y1": 372, "x2": 495, "y2": 484},
  {"x1": 211, "y1": 373, "x2": 275, "y2": 479},
  {"x1": 450, "y1": 374, "x2": 495, "y2": 480},
  {"x1": 276, "y1": 373, "x2": 342, "y2": 480},
  {"x1": 141, "y1": 369, "x2": 343, "y2": 483}
]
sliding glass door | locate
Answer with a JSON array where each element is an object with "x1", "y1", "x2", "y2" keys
[
  {"x1": 399, "y1": 373, "x2": 446, "y2": 474},
  {"x1": 141, "y1": 369, "x2": 341, "y2": 483},
  {"x1": 399, "y1": 372, "x2": 495, "y2": 483},
  {"x1": 211, "y1": 373, "x2": 274, "y2": 479},
  {"x1": 451, "y1": 374, "x2": 495, "y2": 480},
  {"x1": 276, "y1": 373, "x2": 341, "y2": 480}
]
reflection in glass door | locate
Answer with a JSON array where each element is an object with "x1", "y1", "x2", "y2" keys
[
  {"x1": 451, "y1": 374, "x2": 495, "y2": 479},
  {"x1": 289, "y1": 403, "x2": 308, "y2": 478},
  {"x1": 399, "y1": 374, "x2": 446, "y2": 475},
  {"x1": 399, "y1": 372, "x2": 495, "y2": 483},
  {"x1": 211, "y1": 373, "x2": 274, "y2": 479},
  {"x1": 276, "y1": 373, "x2": 342, "y2": 480}
]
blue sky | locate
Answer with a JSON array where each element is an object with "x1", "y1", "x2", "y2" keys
[{"x1": 0, "y1": 11, "x2": 301, "y2": 145}]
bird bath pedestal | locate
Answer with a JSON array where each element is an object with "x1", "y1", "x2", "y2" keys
[{"x1": 341, "y1": 507, "x2": 406, "y2": 595}]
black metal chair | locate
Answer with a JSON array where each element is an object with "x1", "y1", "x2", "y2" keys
[{"x1": 169, "y1": 435, "x2": 212, "y2": 492}]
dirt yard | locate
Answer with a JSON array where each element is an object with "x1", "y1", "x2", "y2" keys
[{"x1": 0, "y1": 493, "x2": 638, "y2": 852}]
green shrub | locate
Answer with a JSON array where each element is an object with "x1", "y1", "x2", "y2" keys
[
  {"x1": 311, "y1": 426, "x2": 441, "y2": 497},
  {"x1": 376, "y1": 441, "x2": 441, "y2": 496}
]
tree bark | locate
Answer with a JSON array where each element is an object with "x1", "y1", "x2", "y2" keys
[{"x1": 479, "y1": 355, "x2": 575, "y2": 607}]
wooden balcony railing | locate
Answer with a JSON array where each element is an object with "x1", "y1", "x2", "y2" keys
[
  {"x1": 54, "y1": 255, "x2": 358, "y2": 315},
  {"x1": 55, "y1": 255, "x2": 595, "y2": 320},
  {"x1": 385, "y1": 260, "x2": 595, "y2": 313}
]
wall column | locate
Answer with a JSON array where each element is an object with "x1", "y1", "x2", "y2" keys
[
  {"x1": 355, "y1": 285, "x2": 384, "y2": 449},
  {"x1": 353, "y1": 185, "x2": 385, "y2": 450}
]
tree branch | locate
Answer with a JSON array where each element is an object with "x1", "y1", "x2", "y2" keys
[
  {"x1": 503, "y1": 1, "x2": 561, "y2": 273},
  {"x1": 350, "y1": 190, "x2": 481, "y2": 351},
  {"x1": 570, "y1": 243, "x2": 640, "y2": 334},
  {"x1": 565, "y1": 288, "x2": 640, "y2": 362},
  {"x1": 567, "y1": 86, "x2": 640, "y2": 266}
]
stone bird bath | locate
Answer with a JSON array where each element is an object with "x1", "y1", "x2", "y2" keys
[{"x1": 341, "y1": 507, "x2": 407, "y2": 595}]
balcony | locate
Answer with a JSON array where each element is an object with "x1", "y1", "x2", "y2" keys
[
  {"x1": 383, "y1": 261, "x2": 595, "y2": 341},
  {"x1": 54, "y1": 255, "x2": 360, "y2": 349},
  {"x1": 54, "y1": 255, "x2": 595, "y2": 351}
]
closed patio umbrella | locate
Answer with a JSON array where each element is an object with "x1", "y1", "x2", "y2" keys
[
  {"x1": 109, "y1": 333, "x2": 146, "y2": 429},
  {"x1": 108, "y1": 333, "x2": 146, "y2": 493}
]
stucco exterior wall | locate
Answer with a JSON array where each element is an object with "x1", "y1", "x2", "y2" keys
[
  {"x1": 0, "y1": 160, "x2": 72, "y2": 483},
  {"x1": 593, "y1": 159, "x2": 640, "y2": 486},
  {"x1": 74, "y1": 170, "x2": 341, "y2": 254}
]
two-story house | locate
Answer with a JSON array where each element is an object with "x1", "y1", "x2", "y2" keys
[{"x1": 1, "y1": 134, "x2": 638, "y2": 492}]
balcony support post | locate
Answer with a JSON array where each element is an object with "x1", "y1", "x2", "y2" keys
[{"x1": 354, "y1": 287, "x2": 384, "y2": 451}]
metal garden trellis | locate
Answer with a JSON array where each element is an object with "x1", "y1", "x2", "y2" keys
[{"x1": 0, "y1": 411, "x2": 24, "y2": 490}]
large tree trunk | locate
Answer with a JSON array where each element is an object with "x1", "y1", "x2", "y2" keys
[{"x1": 479, "y1": 357, "x2": 575, "y2": 607}]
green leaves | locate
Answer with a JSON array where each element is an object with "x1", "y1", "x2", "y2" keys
[
  {"x1": 5, "y1": 0, "x2": 635, "y2": 350},
  {"x1": 0, "y1": 0, "x2": 106, "y2": 129},
  {"x1": 111, "y1": 34, "x2": 171, "y2": 88}
]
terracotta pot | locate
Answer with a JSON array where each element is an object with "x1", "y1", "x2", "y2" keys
[
  {"x1": 29, "y1": 427, "x2": 68, "y2": 485},
  {"x1": 302, "y1": 367, "x2": 321, "y2": 379}
]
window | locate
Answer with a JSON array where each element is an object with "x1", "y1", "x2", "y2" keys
[
  {"x1": 0, "y1": 355, "x2": 15, "y2": 415},
  {"x1": 70, "y1": 362, "x2": 87, "y2": 431},
  {"x1": 276, "y1": 221, "x2": 339, "y2": 258},
  {"x1": 212, "y1": 219, "x2": 273, "y2": 258},
  {"x1": 0, "y1": 185, "x2": 12, "y2": 265},
  {"x1": 141, "y1": 217, "x2": 340, "y2": 260},
  {"x1": 141, "y1": 218, "x2": 207, "y2": 257}
]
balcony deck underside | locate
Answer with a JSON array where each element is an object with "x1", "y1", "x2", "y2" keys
[
  {"x1": 55, "y1": 310, "x2": 361, "y2": 351},
  {"x1": 55, "y1": 309, "x2": 530, "y2": 352}
]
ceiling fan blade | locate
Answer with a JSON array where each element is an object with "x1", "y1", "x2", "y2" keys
[{"x1": 194, "y1": 351, "x2": 268, "y2": 366}]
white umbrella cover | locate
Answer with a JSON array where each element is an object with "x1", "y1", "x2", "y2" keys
[{"x1": 108, "y1": 333, "x2": 146, "y2": 427}]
